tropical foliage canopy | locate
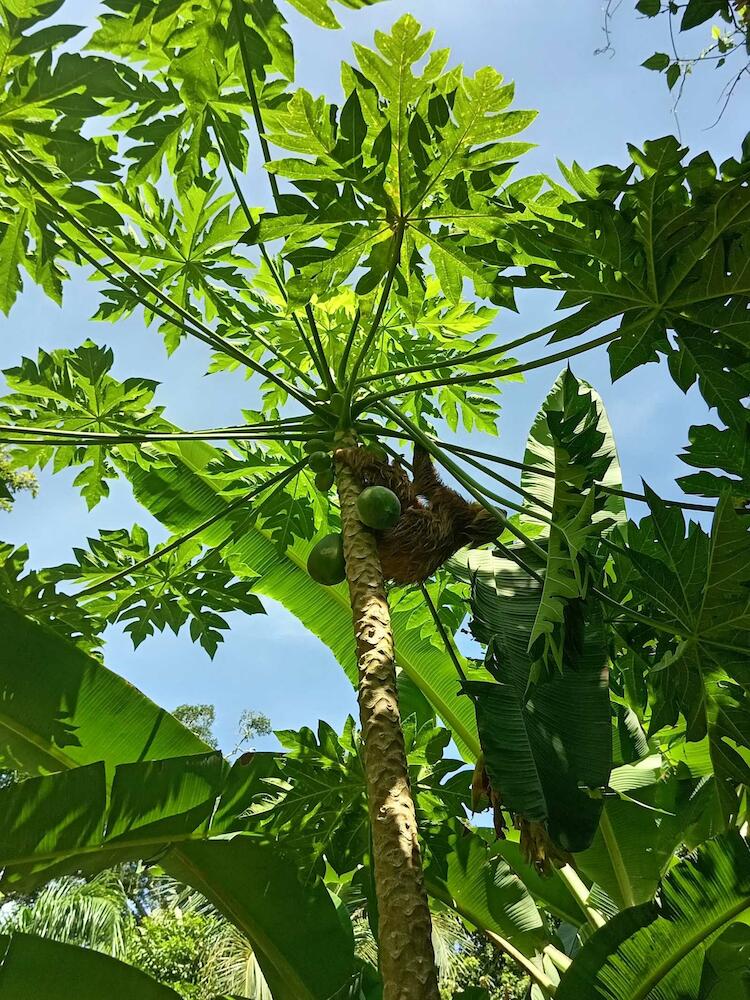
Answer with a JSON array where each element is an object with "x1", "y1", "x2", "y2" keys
[{"x1": 0, "y1": 1, "x2": 748, "y2": 998}]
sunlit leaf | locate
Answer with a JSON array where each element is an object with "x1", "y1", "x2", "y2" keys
[
  {"x1": 0, "y1": 933, "x2": 181, "y2": 1000},
  {"x1": 1, "y1": 342, "x2": 167, "y2": 507},
  {"x1": 56, "y1": 526, "x2": 264, "y2": 657},
  {"x1": 557, "y1": 830, "x2": 750, "y2": 1000}
]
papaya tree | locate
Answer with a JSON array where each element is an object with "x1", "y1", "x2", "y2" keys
[{"x1": 0, "y1": 1, "x2": 749, "y2": 999}]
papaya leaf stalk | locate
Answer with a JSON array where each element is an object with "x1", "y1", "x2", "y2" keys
[
  {"x1": 213, "y1": 107, "x2": 327, "y2": 386},
  {"x1": 438, "y1": 440, "x2": 722, "y2": 513},
  {"x1": 358, "y1": 329, "x2": 620, "y2": 410},
  {"x1": 0, "y1": 147, "x2": 317, "y2": 411},
  {"x1": 354, "y1": 316, "x2": 565, "y2": 386}
]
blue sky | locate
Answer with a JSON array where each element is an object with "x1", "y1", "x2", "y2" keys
[{"x1": 1, "y1": 1, "x2": 746, "y2": 753}]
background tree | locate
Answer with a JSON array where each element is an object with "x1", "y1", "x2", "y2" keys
[
  {"x1": 172, "y1": 703, "x2": 271, "y2": 752},
  {"x1": 0, "y1": 446, "x2": 36, "y2": 511},
  {"x1": 602, "y1": 1, "x2": 750, "y2": 121}
]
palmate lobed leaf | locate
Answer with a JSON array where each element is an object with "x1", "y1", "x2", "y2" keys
[
  {"x1": 0, "y1": 48, "x2": 136, "y2": 183},
  {"x1": 389, "y1": 572, "x2": 469, "y2": 653},
  {"x1": 677, "y1": 423, "x2": 750, "y2": 500},
  {"x1": 1, "y1": 9, "x2": 540, "y2": 437},
  {"x1": 285, "y1": 0, "x2": 387, "y2": 30},
  {"x1": 250, "y1": 13, "x2": 540, "y2": 308},
  {"x1": 1, "y1": 1, "x2": 279, "y2": 288},
  {"x1": 90, "y1": 181, "x2": 256, "y2": 352},
  {"x1": 260, "y1": 715, "x2": 470, "y2": 881},
  {"x1": 1, "y1": 341, "x2": 168, "y2": 507},
  {"x1": 0, "y1": 541, "x2": 103, "y2": 651},
  {"x1": 1, "y1": 5, "x2": 747, "y2": 992},
  {"x1": 511, "y1": 137, "x2": 750, "y2": 437},
  {"x1": 55, "y1": 525, "x2": 265, "y2": 658},
  {"x1": 0, "y1": 210, "x2": 28, "y2": 315},
  {"x1": 259, "y1": 719, "x2": 558, "y2": 953},
  {"x1": 259, "y1": 718, "x2": 369, "y2": 875},
  {"x1": 608, "y1": 489, "x2": 750, "y2": 823},
  {"x1": 82, "y1": 0, "x2": 380, "y2": 194},
  {"x1": 85, "y1": 1, "x2": 283, "y2": 188},
  {"x1": 354, "y1": 275, "x2": 514, "y2": 433}
]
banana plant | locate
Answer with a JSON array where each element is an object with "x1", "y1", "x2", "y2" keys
[{"x1": 0, "y1": 2, "x2": 749, "y2": 999}]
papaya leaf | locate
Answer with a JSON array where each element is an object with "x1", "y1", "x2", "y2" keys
[
  {"x1": 255, "y1": 15, "x2": 538, "y2": 306},
  {"x1": 1, "y1": 342, "x2": 167, "y2": 508},
  {"x1": 350, "y1": 15, "x2": 447, "y2": 217},
  {"x1": 0, "y1": 210, "x2": 27, "y2": 314},
  {"x1": 284, "y1": 0, "x2": 387, "y2": 30},
  {"x1": 608, "y1": 490, "x2": 750, "y2": 823},
  {"x1": 360, "y1": 275, "x2": 510, "y2": 433},
  {"x1": 256, "y1": 718, "x2": 369, "y2": 876},
  {"x1": 228, "y1": 709, "x2": 554, "y2": 955},
  {"x1": 677, "y1": 423, "x2": 750, "y2": 500},
  {"x1": 93, "y1": 181, "x2": 253, "y2": 351},
  {"x1": 0, "y1": 541, "x2": 103, "y2": 652},
  {"x1": 255, "y1": 714, "x2": 553, "y2": 952},
  {"x1": 407, "y1": 66, "x2": 536, "y2": 215},
  {"x1": 511, "y1": 138, "x2": 750, "y2": 424},
  {"x1": 0, "y1": 50, "x2": 135, "y2": 182},
  {"x1": 258, "y1": 716, "x2": 469, "y2": 880},
  {"x1": 55, "y1": 526, "x2": 264, "y2": 658}
]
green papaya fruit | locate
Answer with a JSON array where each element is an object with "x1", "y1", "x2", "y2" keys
[
  {"x1": 315, "y1": 469, "x2": 335, "y2": 492},
  {"x1": 308, "y1": 451, "x2": 333, "y2": 473},
  {"x1": 357, "y1": 485, "x2": 401, "y2": 530},
  {"x1": 307, "y1": 533, "x2": 346, "y2": 586},
  {"x1": 304, "y1": 437, "x2": 331, "y2": 454},
  {"x1": 329, "y1": 392, "x2": 346, "y2": 415}
]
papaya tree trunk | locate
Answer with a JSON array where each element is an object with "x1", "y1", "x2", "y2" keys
[{"x1": 336, "y1": 448, "x2": 440, "y2": 1000}]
